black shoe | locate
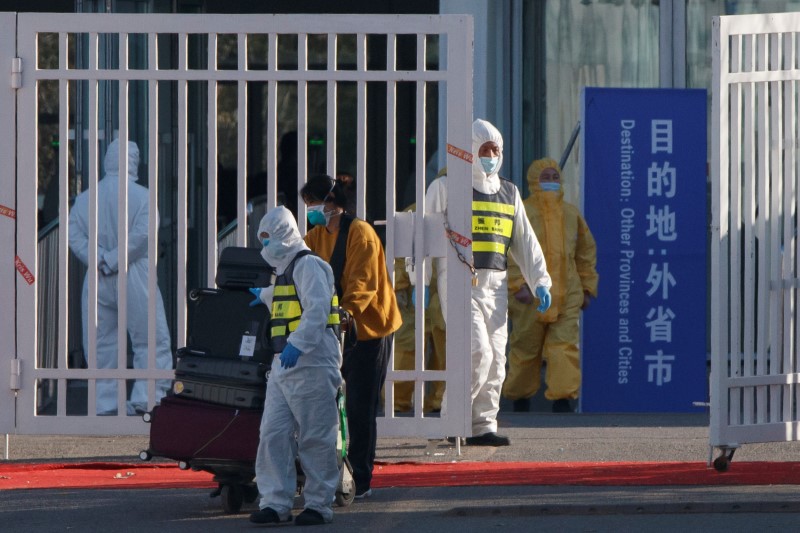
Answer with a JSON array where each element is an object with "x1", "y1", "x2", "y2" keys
[
  {"x1": 512, "y1": 398, "x2": 531, "y2": 412},
  {"x1": 295, "y1": 508, "x2": 326, "y2": 526},
  {"x1": 249, "y1": 507, "x2": 292, "y2": 524},
  {"x1": 465, "y1": 432, "x2": 510, "y2": 446},
  {"x1": 552, "y1": 399, "x2": 573, "y2": 413},
  {"x1": 354, "y1": 487, "x2": 372, "y2": 499}
]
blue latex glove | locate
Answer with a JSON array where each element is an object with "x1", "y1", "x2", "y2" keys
[
  {"x1": 535, "y1": 286, "x2": 552, "y2": 313},
  {"x1": 280, "y1": 342, "x2": 302, "y2": 369},
  {"x1": 411, "y1": 286, "x2": 430, "y2": 309},
  {"x1": 248, "y1": 287, "x2": 263, "y2": 307}
]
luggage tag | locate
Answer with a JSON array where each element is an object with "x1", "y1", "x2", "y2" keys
[{"x1": 239, "y1": 334, "x2": 256, "y2": 357}]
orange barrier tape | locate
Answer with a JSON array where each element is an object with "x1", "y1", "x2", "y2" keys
[{"x1": 446, "y1": 143, "x2": 473, "y2": 164}]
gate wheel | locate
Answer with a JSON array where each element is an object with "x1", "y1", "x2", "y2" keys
[{"x1": 713, "y1": 447, "x2": 736, "y2": 472}]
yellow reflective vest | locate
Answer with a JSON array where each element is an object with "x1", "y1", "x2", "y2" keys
[
  {"x1": 472, "y1": 179, "x2": 517, "y2": 271},
  {"x1": 270, "y1": 250, "x2": 341, "y2": 352}
]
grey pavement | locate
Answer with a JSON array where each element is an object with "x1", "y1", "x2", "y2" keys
[{"x1": 3, "y1": 408, "x2": 800, "y2": 531}]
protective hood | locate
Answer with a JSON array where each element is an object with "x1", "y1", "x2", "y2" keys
[
  {"x1": 103, "y1": 139, "x2": 140, "y2": 182},
  {"x1": 527, "y1": 157, "x2": 564, "y2": 205},
  {"x1": 471, "y1": 119, "x2": 503, "y2": 194},
  {"x1": 258, "y1": 206, "x2": 310, "y2": 273},
  {"x1": 526, "y1": 158, "x2": 565, "y2": 322}
]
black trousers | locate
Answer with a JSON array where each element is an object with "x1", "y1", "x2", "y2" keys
[{"x1": 341, "y1": 334, "x2": 392, "y2": 492}]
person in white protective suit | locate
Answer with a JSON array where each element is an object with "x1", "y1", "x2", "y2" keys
[
  {"x1": 68, "y1": 139, "x2": 173, "y2": 416},
  {"x1": 417, "y1": 119, "x2": 552, "y2": 446},
  {"x1": 249, "y1": 206, "x2": 343, "y2": 527}
]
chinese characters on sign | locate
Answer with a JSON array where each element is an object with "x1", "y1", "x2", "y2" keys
[{"x1": 581, "y1": 88, "x2": 707, "y2": 413}]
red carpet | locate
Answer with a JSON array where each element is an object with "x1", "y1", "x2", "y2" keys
[{"x1": 2, "y1": 461, "x2": 800, "y2": 491}]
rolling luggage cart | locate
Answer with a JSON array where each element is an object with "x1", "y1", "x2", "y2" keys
[{"x1": 139, "y1": 247, "x2": 355, "y2": 513}]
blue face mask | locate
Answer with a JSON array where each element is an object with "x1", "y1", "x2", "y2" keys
[
  {"x1": 540, "y1": 182, "x2": 561, "y2": 192},
  {"x1": 480, "y1": 156, "x2": 500, "y2": 175},
  {"x1": 307, "y1": 205, "x2": 327, "y2": 226},
  {"x1": 262, "y1": 238, "x2": 270, "y2": 247}
]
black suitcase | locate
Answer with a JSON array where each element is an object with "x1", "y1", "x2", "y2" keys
[
  {"x1": 186, "y1": 288, "x2": 272, "y2": 363},
  {"x1": 176, "y1": 350, "x2": 268, "y2": 386},
  {"x1": 215, "y1": 246, "x2": 274, "y2": 290},
  {"x1": 173, "y1": 376, "x2": 266, "y2": 409}
]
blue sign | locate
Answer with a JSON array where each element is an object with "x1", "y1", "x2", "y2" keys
[{"x1": 581, "y1": 88, "x2": 707, "y2": 413}]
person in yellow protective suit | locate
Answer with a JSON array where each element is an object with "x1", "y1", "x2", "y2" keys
[
  {"x1": 502, "y1": 158, "x2": 599, "y2": 413},
  {"x1": 392, "y1": 211, "x2": 446, "y2": 413}
]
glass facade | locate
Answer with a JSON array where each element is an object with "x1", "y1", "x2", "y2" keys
[{"x1": 521, "y1": 0, "x2": 659, "y2": 202}]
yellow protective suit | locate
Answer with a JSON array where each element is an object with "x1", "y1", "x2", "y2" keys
[
  {"x1": 502, "y1": 158, "x2": 599, "y2": 402},
  {"x1": 392, "y1": 204, "x2": 446, "y2": 413}
]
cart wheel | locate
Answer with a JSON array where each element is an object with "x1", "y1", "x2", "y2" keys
[
  {"x1": 138, "y1": 450, "x2": 152, "y2": 461},
  {"x1": 221, "y1": 484, "x2": 244, "y2": 514},
  {"x1": 243, "y1": 484, "x2": 259, "y2": 503},
  {"x1": 141, "y1": 412, "x2": 152, "y2": 423},
  {"x1": 335, "y1": 457, "x2": 356, "y2": 507}
]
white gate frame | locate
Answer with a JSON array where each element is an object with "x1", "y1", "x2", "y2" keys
[
  {"x1": 711, "y1": 12, "x2": 800, "y2": 467},
  {"x1": 5, "y1": 12, "x2": 473, "y2": 439},
  {"x1": 1, "y1": 13, "x2": 19, "y2": 439}
]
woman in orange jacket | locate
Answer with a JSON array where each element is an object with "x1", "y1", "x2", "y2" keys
[{"x1": 300, "y1": 175, "x2": 402, "y2": 499}]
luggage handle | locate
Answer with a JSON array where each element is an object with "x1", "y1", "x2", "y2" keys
[
  {"x1": 189, "y1": 288, "x2": 223, "y2": 300},
  {"x1": 177, "y1": 347, "x2": 209, "y2": 358}
]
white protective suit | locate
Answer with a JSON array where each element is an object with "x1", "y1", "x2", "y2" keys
[
  {"x1": 68, "y1": 139, "x2": 173, "y2": 416},
  {"x1": 254, "y1": 207, "x2": 342, "y2": 523},
  {"x1": 425, "y1": 119, "x2": 551, "y2": 436}
]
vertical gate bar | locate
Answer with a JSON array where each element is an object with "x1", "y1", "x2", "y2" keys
[
  {"x1": 712, "y1": 17, "x2": 731, "y2": 444},
  {"x1": 742, "y1": 33, "x2": 755, "y2": 426},
  {"x1": 781, "y1": 32, "x2": 795, "y2": 423},
  {"x1": 413, "y1": 32, "x2": 427, "y2": 414},
  {"x1": 786, "y1": 31, "x2": 799, "y2": 422},
  {"x1": 385, "y1": 33, "x2": 396, "y2": 268},
  {"x1": 729, "y1": 33, "x2": 742, "y2": 427},
  {"x1": 355, "y1": 33, "x2": 366, "y2": 221},
  {"x1": 0, "y1": 12, "x2": 16, "y2": 432},
  {"x1": 768, "y1": 32, "x2": 783, "y2": 424},
  {"x1": 207, "y1": 32, "x2": 218, "y2": 280},
  {"x1": 87, "y1": 31, "x2": 100, "y2": 414},
  {"x1": 326, "y1": 33, "x2": 337, "y2": 178},
  {"x1": 756, "y1": 33, "x2": 769, "y2": 425},
  {"x1": 444, "y1": 15, "x2": 474, "y2": 438},
  {"x1": 791, "y1": 33, "x2": 800, "y2": 422},
  {"x1": 237, "y1": 32, "x2": 248, "y2": 248},
  {"x1": 175, "y1": 33, "x2": 188, "y2": 347},
  {"x1": 147, "y1": 40, "x2": 160, "y2": 404},
  {"x1": 266, "y1": 33, "x2": 278, "y2": 214},
  {"x1": 117, "y1": 33, "x2": 130, "y2": 413},
  {"x1": 384, "y1": 34, "x2": 398, "y2": 417},
  {"x1": 56, "y1": 32, "x2": 70, "y2": 416},
  {"x1": 0, "y1": 12, "x2": 15, "y2": 433},
  {"x1": 297, "y1": 33, "x2": 308, "y2": 218}
]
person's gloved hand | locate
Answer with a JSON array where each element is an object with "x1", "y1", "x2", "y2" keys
[
  {"x1": 280, "y1": 342, "x2": 302, "y2": 369},
  {"x1": 411, "y1": 286, "x2": 430, "y2": 309},
  {"x1": 248, "y1": 288, "x2": 263, "y2": 307},
  {"x1": 98, "y1": 258, "x2": 114, "y2": 276},
  {"x1": 535, "y1": 285, "x2": 551, "y2": 313}
]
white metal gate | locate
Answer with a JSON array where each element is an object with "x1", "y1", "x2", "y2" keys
[
  {"x1": 1, "y1": 12, "x2": 473, "y2": 438},
  {"x1": 711, "y1": 12, "x2": 800, "y2": 466}
]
